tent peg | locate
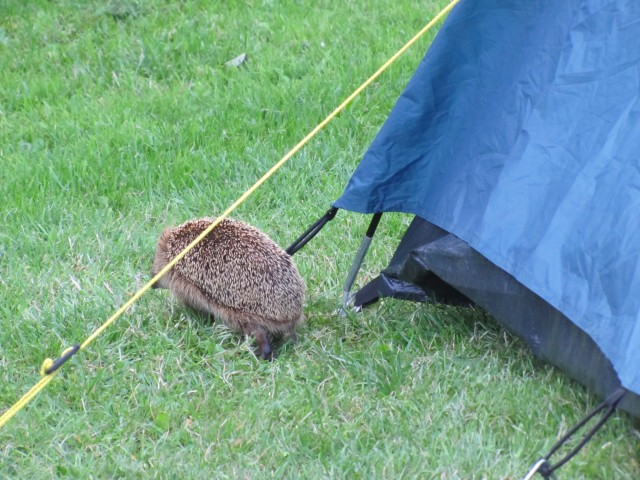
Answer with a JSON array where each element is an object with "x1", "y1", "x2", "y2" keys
[{"x1": 339, "y1": 212, "x2": 383, "y2": 315}]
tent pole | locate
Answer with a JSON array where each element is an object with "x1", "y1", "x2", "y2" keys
[
  {"x1": 340, "y1": 212, "x2": 383, "y2": 314},
  {"x1": 286, "y1": 207, "x2": 338, "y2": 256}
]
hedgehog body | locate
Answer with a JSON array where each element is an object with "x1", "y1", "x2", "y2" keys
[{"x1": 152, "y1": 217, "x2": 305, "y2": 359}]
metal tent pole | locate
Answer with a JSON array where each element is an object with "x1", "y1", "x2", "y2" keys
[
  {"x1": 340, "y1": 212, "x2": 383, "y2": 313},
  {"x1": 286, "y1": 207, "x2": 338, "y2": 256}
]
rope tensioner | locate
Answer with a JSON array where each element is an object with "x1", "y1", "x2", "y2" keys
[
  {"x1": 522, "y1": 388, "x2": 627, "y2": 479},
  {"x1": 39, "y1": 344, "x2": 81, "y2": 376}
]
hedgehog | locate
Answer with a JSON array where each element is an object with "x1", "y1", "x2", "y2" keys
[{"x1": 151, "y1": 217, "x2": 305, "y2": 360}]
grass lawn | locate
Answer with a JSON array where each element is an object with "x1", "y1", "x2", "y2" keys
[{"x1": 1, "y1": 0, "x2": 639, "y2": 478}]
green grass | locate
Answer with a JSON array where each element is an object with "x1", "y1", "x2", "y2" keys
[{"x1": 1, "y1": 1, "x2": 639, "y2": 478}]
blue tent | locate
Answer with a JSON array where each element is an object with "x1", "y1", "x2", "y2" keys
[{"x1": 334, "y1": 0, "x2": 640, "y2": 416}]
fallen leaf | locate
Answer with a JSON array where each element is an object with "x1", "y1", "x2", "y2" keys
[{"x1": 225, "y1": 53, "x2": 247, "y2": 68}]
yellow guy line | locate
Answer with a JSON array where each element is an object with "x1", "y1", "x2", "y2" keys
[{"x1": 0, "y1": 0, "x2": 460, "y2": 430}]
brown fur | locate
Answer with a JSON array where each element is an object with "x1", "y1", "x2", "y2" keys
[{"x1": 152, "y1": 217, "x2": 305, "y2": 359}]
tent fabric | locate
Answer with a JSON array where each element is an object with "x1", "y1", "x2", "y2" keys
[
  {"x1": 334, "y1": 0, "x2": 640, "y2": 400},
  {"x1": 353, "y1": 218, "x2": 640, "y2": 417}
]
